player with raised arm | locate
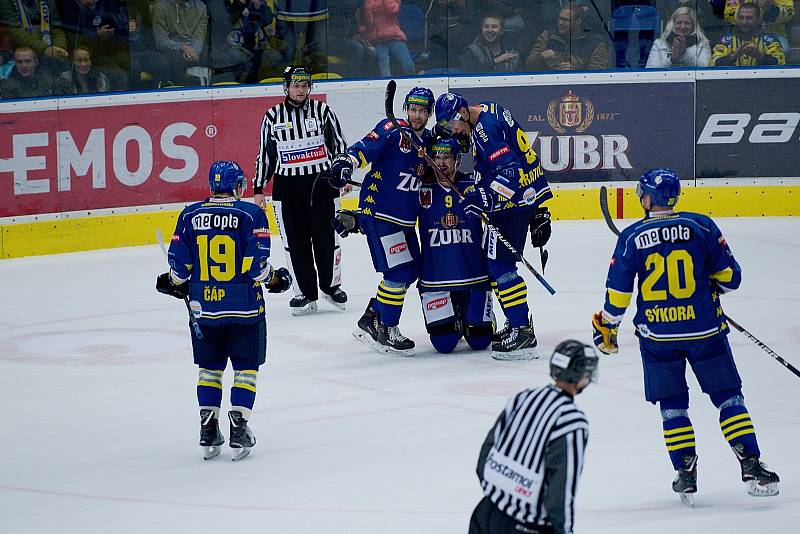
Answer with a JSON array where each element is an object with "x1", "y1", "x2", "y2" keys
[
  {"x1": 328, "y1": 87, "x2": 435, "y2": 356},
  {"x1": 592, "y1": 168, "x2": 780, "y2": 503},
  {"x1": 434, "y1": 93, "x2": 553, "y2": 360},
  {"x1": 156, "y1": 161, "x2": 292, "y2": 461}
]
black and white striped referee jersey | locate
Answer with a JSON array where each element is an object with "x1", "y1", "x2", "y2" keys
[
  {"x1": 254, "y1": 97, "x2": 348, "y2": 193},
  {"x1": 476, "y1": 385, "x2": 589, "y2": 534}
]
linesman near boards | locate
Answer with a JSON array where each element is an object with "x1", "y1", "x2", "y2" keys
[
  {"x1": 254, "y1": 65, "x2": 349, "y2": 316},
  {"x1": 471, "y1": 340, "x2": 598, "y2": 534}
]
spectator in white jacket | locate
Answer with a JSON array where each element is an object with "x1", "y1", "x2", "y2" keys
[{"x1": 646, "y1": 7, "x2": 711, "y2": 68}]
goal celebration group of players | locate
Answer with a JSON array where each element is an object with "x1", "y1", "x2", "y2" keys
[{"x1": 154, "y1": 65, "x2": 781, "y2": 532}]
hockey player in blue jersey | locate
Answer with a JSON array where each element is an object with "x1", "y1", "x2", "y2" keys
[
  {"x1": 156, "y1": 160, "x2": 292, "y2": 461},
  {"x1": 328, "y1": 86, "x2": 435, "y2": 356},
  {"x1": 435, "y1": 92, "x2": 553, "y2": 360},
  {"x1": 418, "y1": 137, "x2": 493, "y2": 353},
  {"x1": 592, "y1": 168, "x2": 779, "y2": 502}
]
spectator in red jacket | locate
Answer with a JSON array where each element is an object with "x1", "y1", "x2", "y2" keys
[{"x1": 358, "y1": 0, "x2": 415, "y2": 76}]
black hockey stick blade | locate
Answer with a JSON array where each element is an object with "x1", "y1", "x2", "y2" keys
[
  {"x1": 385, "y1": 80, "x2": 397, "y2": 120},
  {"x1": 725, "y1": 315, "x2": 800, "y2": 379},
  {"x1": 540, "y1": 247, "x2": 549, "y2": 272},
  {"x1": 599, "y1": 185, "x2": 621, "y2": 236}
]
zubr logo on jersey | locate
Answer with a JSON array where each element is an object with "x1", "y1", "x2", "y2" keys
[{"x1": 528, "y1": 89, "x2": 630, "y2": 173}]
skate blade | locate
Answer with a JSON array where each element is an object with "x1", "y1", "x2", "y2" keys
[
  {"x1": 321, "y1": 294, "x2": 346, "y2": 311},
  {"x1": 678, "y1": 492, "x2": 695, "y2": 507},
  {"x1": 202, "y1": 446, "x2": 222, "y2": 461},
  {"x1": 231, "y1": 447, "x2": 251, "y2": 461},
  {"x1": 353, "y1": 329, "x2": 415, "y2": 357},
  {"x1": 746, "y1": 480, "x2": 779, "y2": 497},
  {"x1": 491, "y1": 346, "x2": 539, "y2": 361},
  {"x1": 291, "y1": 302, "x2": 318, "y2": 316}
]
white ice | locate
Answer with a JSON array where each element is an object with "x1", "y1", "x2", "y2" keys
[{"x1": 1, "y1": 217, "x2": 798, "y2": 534}]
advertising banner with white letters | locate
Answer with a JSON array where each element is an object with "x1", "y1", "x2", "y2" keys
[
  {"x1": 453, "y1": 83, "x2": 695, "y2": 183},
  {"x1": 695, "y1": 78, "x2": 800, "y2": 178},
  {"x1": 0, "y1": 94, "x2": 295, "y2": 218}
]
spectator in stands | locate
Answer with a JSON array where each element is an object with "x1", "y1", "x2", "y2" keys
[
  {"x1": 612, "y1": 0, "x2": 658, "y2": 68},
  {"x1": 724, "y1": 0, "x2": 793, "y2": 55},
  {"x1": 328, "y1": 0, "x2": 375, "y2": 78},
  {"x1": 58, "y1": 0, "x2": 129, "y2": 90},
  {"x1": 122, "y1": 0, "x2": 171, "y2": 88},
  {"x1": 426, "y1": 0, "x2": 475, "y2": 72},
  {"x1": 358, "y1": 0, "x2": 416, "y2": 76},
  {"x1": 277, "y1": 0, "x2": 329, "y2": 69},
  {"x1": 646, "y1": 7, "x2": 711, "y2": 68},
  {"x1": 526, "y1": 5, "x2": 609, "y2": 71},
  {"x1": 0, "y1": 46, "x2": 72, "y2": 98},
  {"x1": 0, "y1": 0, "x2": 69, "y2": 64},
  {"x1": 229, "y1": 0, "x2": 284, "y2": 82},
  {"x1": 153, "y1": 0, "x2": 209, "y2": 84},
  {"x1": 205, "y1": 0, "x2": 255, "y2": 83},
  {"x1": 460, "y1": 13, "x2": 520, "y2": 72},
  {"x1": 60, "y1": 45, "x2": 110, "y2": 93},
  {"x1": 710, "y1": 2, "x2": 785, "y2": 66}
]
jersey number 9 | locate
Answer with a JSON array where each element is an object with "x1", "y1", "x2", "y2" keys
[
  {"x1": 515, "y1": 129, "x2": 537, "y2": 165},
  {"x1": 641, "y1": 250, "x2": 696, "y2": 301},
  {"x1": 197, "y1": 235, "x2": 237, "y2": 282}
]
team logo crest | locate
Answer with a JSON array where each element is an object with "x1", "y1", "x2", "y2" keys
[
  {"x1": 420, "y1": 188, "x2": 432, "y2": 208},
  {"x1": 547, "y1": 90, "x2": 594, "y2": 133},
  {"x1": 441, "y1": 212, "x2": 459, "y2": 229}
]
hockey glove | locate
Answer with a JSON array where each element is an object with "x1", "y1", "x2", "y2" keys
[
  {"x1": 156, "y1": 272, "x2": 188, "y2": 300},
  {"x1": 267, "y1": 267, "x2": 292, "y2": 293},
  {"x1": 328, "y1": 154, "x2": 355, "y2": 189},
  {"x1": 461, "y1": 186, "x2": 494, "y2": 220},
  {"x1": 529, "y1": 207, "x2": 552, "y2": 248},
  {"x1": 332, "y1": 209, "x2": 362, "y2": 238},
  {"x1": 592, "y1": 311, "x2": 619, "y2": 355}
]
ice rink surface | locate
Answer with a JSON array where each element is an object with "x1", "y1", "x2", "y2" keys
[{"x1": 1, "y1": 217, "x2": 798, "y2": 534}]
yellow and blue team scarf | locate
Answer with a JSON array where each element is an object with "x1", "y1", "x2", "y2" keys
[{"x1": 15, "y1": 0, "x2": 52, "y2": 46}]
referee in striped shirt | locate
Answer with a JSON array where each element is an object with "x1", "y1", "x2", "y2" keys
[
  {"x1": 471, "y1": 340, "x2": 598, "y2": 534},
  {"x1": 254, "y1": 65, "x2": 348, "y2": 316}
]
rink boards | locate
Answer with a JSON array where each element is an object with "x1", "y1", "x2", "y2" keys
[{"x1": 2, "y1": 69, "x2": 799, "y2": 258}]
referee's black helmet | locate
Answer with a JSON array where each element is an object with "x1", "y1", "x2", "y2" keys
[{"x1": 550, "y1": 340, "x2": 599, "y2": 385}]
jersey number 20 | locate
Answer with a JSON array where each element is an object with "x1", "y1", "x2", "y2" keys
[
  {"x1": 641, "y1": 250, "x2": 695, "y2": 301},
  {"x1": 196, "y1": 235, "x2": 237, "y2": 282}
]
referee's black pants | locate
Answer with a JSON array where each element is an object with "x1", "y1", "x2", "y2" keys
[
  {"x1": 273, "y1": 174, "x2": 341, "y2": 302},
  {"x1": 469, "y1": 497, "x2": 554, "y2": 534}
]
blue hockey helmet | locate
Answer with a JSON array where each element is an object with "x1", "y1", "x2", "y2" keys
[
  {"x1": 637, "y1": 168, "x2": 681, "y2": 207},
  {"x1": 404, "y1": 86, "x2": 434, "y2": 113},
  {"x1": 431, "y1": 137, "x2": 462, "y2": 158},
  {"x1": 435, "y1": 92, "x2": 469, "y2": 126},
  {"x1": 209, "y1": 160, "x2": 247, "y2": 196}
]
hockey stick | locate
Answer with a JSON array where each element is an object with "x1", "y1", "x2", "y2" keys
[
  {"x1": 599, "y1": 185, "x2": 621, "y2": 236},
  {"x1": 310, "y1": 171, "x2": 361, "y2": 207},
  {"x1": 384, "y1": 80, "x2": 556, "y2": 295},
  {"x1": 156, "y1": 229, "x2": 203, "y2": 339},
  {"x1": 598, "y1": 187, "x2": 799, "y2": 379}
]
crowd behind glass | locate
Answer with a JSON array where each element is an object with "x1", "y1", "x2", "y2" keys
[{"x1": 0, "y1": 0, "x2": 795, "y2": 100}]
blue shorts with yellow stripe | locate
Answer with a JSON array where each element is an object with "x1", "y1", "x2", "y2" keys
[
  {"x1": 639, "y1": 333, "x2": 742, "y2": 404},
  {"x1": 359, "y1": 215, "x2": 421, "y2": 281},
  {"x1": 190, "y1": 318, "x2": 267, "y2": 369}
]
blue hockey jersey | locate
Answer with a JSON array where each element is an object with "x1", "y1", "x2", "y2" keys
[
  {"x1": 418, "y1": 172, "x2": 489, "y2": 292},
  {"x1": 168, "y1": 198, "x2": 273, "y2": 326},
  {"x1": 603, "y1": 211, "x2": 742, "y2": 342},
  {"x1": 347, "y1": 118, "x2": 432, "y2": 227},
  {"x1": 471, "y1": 102, "x2": 552, "y2": 213}
]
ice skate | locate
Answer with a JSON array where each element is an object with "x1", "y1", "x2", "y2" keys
[
  {"x1": 290, "y1": 295, "x2": 318, "y2": 316},
  {"x1": 353, "y1": 299, "x2": 380, "y2": 342},
  {"x1": 672, "y1": 455, "x2": 698, "y2": 507},
  {"x1": 371, "y1": 322, "x2": 415, "y2": 356},
  {"x1": 491, "y1": 320, "x2": 510, "y2": 343},
  {"x1": 735, "y1": 444, "x2": 779, "y2": 496},
  {"x1": 321, "y1": 288, "x2": 347, "y2": 311},
  {"x1": 491, "y1": 318, "x2": 538, "y2": 360},
  {"x1": 199, "y1": 409, "x2": 224, "y2": 461},
  {"x1": 228, "y1": 411, "x2": 256, "y2": 461}
]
